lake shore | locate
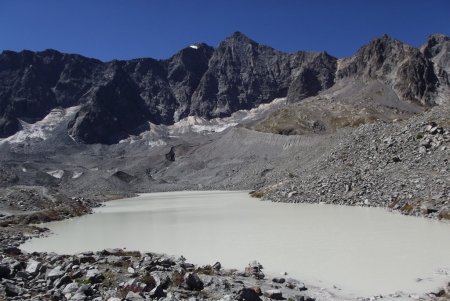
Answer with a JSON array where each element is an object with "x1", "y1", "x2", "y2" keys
[{"x1": 1, "y1": 192, "x2": 450, "y2": 300}]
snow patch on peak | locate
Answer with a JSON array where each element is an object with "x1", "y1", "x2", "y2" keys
[{"x1": 189, "y1": 45, "x2": 199, "y2": 49}]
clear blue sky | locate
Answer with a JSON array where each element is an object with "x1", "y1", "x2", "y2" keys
[{"x1": 1, "y1": 0, "x2": 449, "y2": 61}]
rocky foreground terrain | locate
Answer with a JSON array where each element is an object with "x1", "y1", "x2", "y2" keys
[{"x1": 0, "y1": 33, "x2": 450, "y2": 300}]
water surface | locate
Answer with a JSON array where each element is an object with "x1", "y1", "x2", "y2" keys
[{"x1": 21, "y1": 191, "x2": 450, "y2": 297}]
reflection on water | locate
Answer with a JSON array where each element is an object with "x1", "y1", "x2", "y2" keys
[{"x1": 21, "y1": 191, "x2": 450, "y2": 297}]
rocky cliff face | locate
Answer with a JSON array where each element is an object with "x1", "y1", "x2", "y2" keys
[
  {"x1": 336, "y1": 35, "x2": 439, "y2": 105},
  {"x1": 189, "y1": 32, "x2": 337, "y2": 115},
  {"x1": 0, "y1": 33, "x2": 448, "y2": 144},
  {"x1": 0, "y1": 32, "x2": 336, "y2": 144}
]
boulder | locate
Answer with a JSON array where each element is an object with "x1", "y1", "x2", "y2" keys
[
  {"x1": 3, "y1": 247, "x2": 22, "y2": 256},
  {"x1": 47, "y1": 266, "x2": 65, "y2": 281},
  {"x1": 0, "y1": 264, "x2": 11, "y2": 279},
  {"x1": 86, "y1": 268, "x2": 104, "y2": 283},
  {"x1": 63, "y1": 282, "x2": 79, "y2": 294},
  {"x1": 237, "y1": 288, "x2": 262, "y2": 301},
  {"x1": 264, "y1": 289, "x2": 283, "y2": 300},
  {"x1": 272, "y1": 277, "x2": 285, "y2": 284},
  {"x1": 149, "y1": 284, "x2": 166, "y2": 299},
  {"x1": 184, "y1": 272, "x2": 204, "y2": 291},
  {"x1": 25, "y1": 259, "x2": 42, "y2": 276},
  {"x1": 212, "y1": 261, "x2": 222, "y2": 270},
  {"x1": 55, "y1": 275, "x2": 72, "y2": 288},
  {"x1": 126, "y1": 291, "x2": 144, "y2": 301},
  {"x1": 5, "y1": 283, "x2": 23, "y2": 297},
  {"x1": 70, "y1": 292, "x2": 86, "y2": 301}
]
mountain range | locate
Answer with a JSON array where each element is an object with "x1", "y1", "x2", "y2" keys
[{"x1": 1, "y1": 32, "x2": 448, "y2": 144}]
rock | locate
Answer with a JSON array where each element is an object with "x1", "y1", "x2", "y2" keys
[
  {"x1": 212, "y1": 261, "x2": 222, "y2": 270},
  {"x1": 264, "y1": 289, "x2": 283, "y2": 300},
  {"x1": 0, "y1": 264, "x2": 11, "y2": 279},
  {"x1": 3, "y1": 247, "x2": 22, "y2": 256},
  {"x1": 184, "y1": 272, "x2": 204, "y2": 291},
  {"x1": 150, "y1": 284, "x2": 166, "y2": 298},
  {"x1": 47, "y1": 266, "x2": 65, "y2": 281},
  {"x1": 70, "y1": 292, "x2": 86, "y2": 301},
  {"x1": 107, "y1": 298, "x2": 121, "y2": 301},
  {"x1": 298, "y1": 282, "x2": 307, "y2": 291},
  {"x1": 63, "y1": 282, "x2": 79, "y2": 294},
  {"x1": 4, "y1": 283, "x2": 23, "y2": 297},
  {"x1": 392, "y1": 156, "x2": 402, "y2": 163},
  {"x1": 237, "y1": 288, "x2": 262, "y2": 301},
  {"x1": 86, "y1": 268, "x2": 104, "y2": 283},
  {"x1": 420, "y1": 202, "x2": 439, "y2": 214},
  {"x1": 272, "y1": 277, "x2": 285, "y2": 284},
  {"x1": 15, "y1": 270, "x2": 30, "y2": 279},
  {"x1": 431, "y1": 289, "x2": 446, "y2": 297},
  {"x1": 25, "y1": 259, "x2": 42, "y2": 276},
  {"x1": 126, "y1": 291, "x2": 144, "y2": 301},
  {"x1": 0, "y1": 33, "x2": 339, "y2": 143},
  {"x1": 245, "y1": 261, "x2": 265, "y2": 279},
  {"x1": 288, "y1": 191, "x2": 298, "y2": 198},
  {"x1": 76, "y1": 284, "x2": 93, "y2": 296},
  {"x1": 165, "y1": 147, "x2": 176, "y2": 162},
  {"x1": 55, "y1": 275, "x2": 72, "y2": 288}
]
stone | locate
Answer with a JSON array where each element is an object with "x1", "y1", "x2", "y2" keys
[
  {"x1": 55, "y1": 275, "x2": 72, "y2": 288},
  {"x1": 420, "y1": 202, "x2": 439, "y2": 214},
  {"x1": 272, "y1": 277, "x2": 285, "y2": 284},
  {"x1": 3, "y1": 247, "x2": 22, "y2": 256},
  {"x1": 47, "y1": 266, "x2": 65, "y2": 281},
  {"x1": 212, "y1": 261, "x2": 222, "y2": 270},
  {"x1": 263, "y1": 289, "x2": 283, "y2": 300},
  {"x1": 128, "y1": 266, "x2": 135, "y2": 274},
  {"x1": 26, "y1": 259, "x2": 42, "y2": 276},
  {"x1": 126, "y1": 291, "x2": 144, "y2": 301},
  {"x1": 237, "y1": 288, "x2": 262, "y2": 301},
  {"x1": 86, "y1": 268, "x2": 104, "y2": 283},
  {"x1": 298, "y1": 282, "x2": 307, "y2": 291},
  {"x1": 288, "y1": 191, "x2": 298, "y2": 198},
  {"x1": 0, "y1": 264, "x2": 11, "y2": 279},
  {"x1": 184, "y1": 272, "x2": 204, "y2": 291},
  {"x1": 4, "y1": 283, "x2": 23, "y2": 297},
  {"x1": 392, "y1": 156, "x2": 402, "y2": 163},
  {"x1": 70, "y1": 292, "x2": 87, "y2": 301},
  {"x1": 63, "y1": 282, "x2": 79, "y2": 294},
  {"x1": 150, "y1": 284, "x2": 166, "y2": 298},
  {"x1": 15, "y1": 270, "x2": 30, "y2": 279}
]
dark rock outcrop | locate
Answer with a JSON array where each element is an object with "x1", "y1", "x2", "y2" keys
[
  {"x1": 0, "y1": 32, "x2": 337, "y2": 143},
  {"x1": 337, "y1": 35, "x2": 439, "y2": 105},
  {"x1": 190, "y1": 32, "x2": 337, "y2": 113},
  {"x1": 0, "y1": 33, "x2": 448, "y2": 144},
  {"x1": 421, "y1": 34, "x2": 450, "y2": 87}
]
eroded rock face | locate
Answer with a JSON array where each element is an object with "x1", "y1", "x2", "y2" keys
[
  {"x1": 189, "y1": 32, "x2": 337, "y2": 115},
  {"x1": 67, "y1": 64, "x2": 150, "y2": 144},
  {"x1": 0, "y1": 32, "x2": 337, "y2": 144},
  {"x1": 336, "y1": 35, "x2": 438, "y2": 105},
  {"x1": 1, "y1": 33, "x2": 448, "y2": 144}
]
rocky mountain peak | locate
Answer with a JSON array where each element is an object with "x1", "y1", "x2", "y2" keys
[
  {"x1": 421, "y1": 33, "x2": 450, "y2": 76},
  {"x1": 337, "y1": 35, "x2": 438, "y2": 105},
  {"x1": 227, "y1": 31, "x2": 255, "y2": 43}
]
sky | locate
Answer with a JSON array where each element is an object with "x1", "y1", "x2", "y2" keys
[{"x1": 0, "y1": 0, "x2": 449, "y2": 61}]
